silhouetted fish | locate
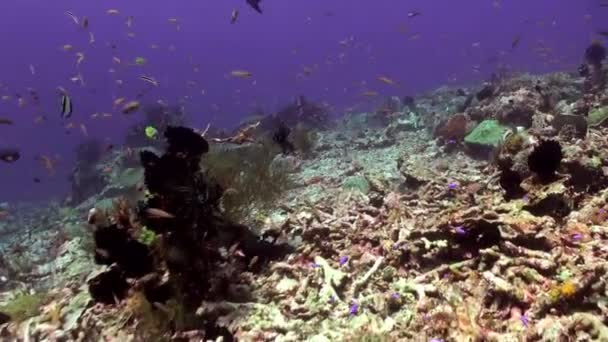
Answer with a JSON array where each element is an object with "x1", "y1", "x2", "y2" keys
[
  {"x1": 273, "y1": 122, "x2": 295, "y2": 155},
  {"x1": 247, "y1": 0, "x2": 262, "y2": 13},
  {"x1": 511, "y1": 34, "x2": 523, "y2": 50},
  {"x1": 0, "y1": 147, "x2": 20, "y2": 163}
]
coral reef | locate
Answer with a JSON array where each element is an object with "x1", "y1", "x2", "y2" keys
[{"x1": 6, "y1": 69, "x2": 608, "y2": 341}]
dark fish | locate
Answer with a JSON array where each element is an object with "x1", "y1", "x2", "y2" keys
[
  {"x1": 408, "y1": 11, "x2": 421, "y2": 18},
  {"x1": 585, "y1": 41, "x2": 607, "y2": 66},
  {"x1": 272, "y1": 122, "x2": 295, "y2": 155},
  {"x1": 0, "y1": 148, "x2": 20, "y2": 163},
  {"x1": 598, "y1": 31, "x2": 608, "y2": 37},
  {"x1": 511, "y1": 34, "x2": 522, "y2": 50},
  {"x1": 403, "y1": 96, "x2": 416, "y2": 108},
  {"x1": 578, "y1": 63, "x2": 590, "y2": 77},
  {"x1": 33, "y1": 178, "x2": 41, "y2": 183},
  {"x1": 246, "y1": 0, "x2": 262, "y2": 13},
  {"x1": 0, "y1": 118, "x2": 13, "y2": 125},
  {"x1": 60, "y1": 95, "x2": 73, "y2": 119}
]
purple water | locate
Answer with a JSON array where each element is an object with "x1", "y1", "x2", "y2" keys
[{"x1": 0, "y1": 0, "x2": 605, "y2": 202}]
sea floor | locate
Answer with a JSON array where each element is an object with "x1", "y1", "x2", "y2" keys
[{"x1": 1, "y1": 70, "x2": 608, "y2": 341}]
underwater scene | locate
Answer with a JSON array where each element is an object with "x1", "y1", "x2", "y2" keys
[{"x1": 2, "y1": 0, "x2": 608, "y2": 341}]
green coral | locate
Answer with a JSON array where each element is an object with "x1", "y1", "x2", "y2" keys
[
  {"x1": 587, "y1": 107, "x2": 608, "y2": 127},
  {"x1": 137, "y1": 226, "x2": 157, "y2": 246},
  {"x1": 464, "y1": 120, "x2": 508, "y2": 149},
  {"x1": 0, "y1": 292, "x2": 46, "y2": 322},
  {"x1": 343, "y1": 175, "x2": 371, "y2": 195}
]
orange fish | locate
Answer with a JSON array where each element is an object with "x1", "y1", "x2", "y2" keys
[
  {"x1": 39, "y1": 155, "x2": 56, "y2": 175},
  {"x1": 377, "y1": 76, "x2": 396, "y2": 85},
  {"x1": 34, "y1": 115, "x2": 46, "y2": 124},
  {"x1": 360, "y1": 91, "x2": 379, "y2": 97},
  {"x1": 146, "y1": 208, "x2": 175, "y2": 219}
]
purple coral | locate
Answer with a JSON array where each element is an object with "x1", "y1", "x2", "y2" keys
[
  {"x1": 349, "y1": 302, "x2": 359, "y2": 315},
  {"x1": 454, "y1": 226, "x2": 467, "y2": 235},
  {"x1": 520, "y1": 313, "x2": 530, "y2": 327},
  {"x1": 339, "y1": 255, "x2": 349, "y2": 266}
]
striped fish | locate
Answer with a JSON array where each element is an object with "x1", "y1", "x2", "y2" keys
[
  {"x1": 60, "y1": 95, "x2": 73, "y2": 119},
  {"x1": 139, "y1": 75, "x2": 159, "y2": 86}
]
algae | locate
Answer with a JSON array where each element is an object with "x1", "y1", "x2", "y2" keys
[
  {"x1": 343, "y1": 175, "x2": 371, "y2": 195},
  {"x1": 0, "y1": 292, "x2": 46, "y2": 322}
]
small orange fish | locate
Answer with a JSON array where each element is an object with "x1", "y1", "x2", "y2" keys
[
  {"x1": 360, "y1": 91, "x2": 379, "y2": 97},
  {"x1": 113, "y1": 97, "x2": 126, "y2": 107},
  {"x1": 39, "y1": 155, "x2": 56, "y2": 175},
  {"x1": 146, "y1": 208, "x2": 175, "y2": 219},
  {"x1": 102, "y1": 166, "x2": 113, "y2": 173},
  {"x1": 377, "y1": 76, "x2": 396, "y2": 85}
]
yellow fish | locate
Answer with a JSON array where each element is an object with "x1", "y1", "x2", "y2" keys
[{"x1": 230, "y1": 70, "x2": 253, "y2": 78}]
